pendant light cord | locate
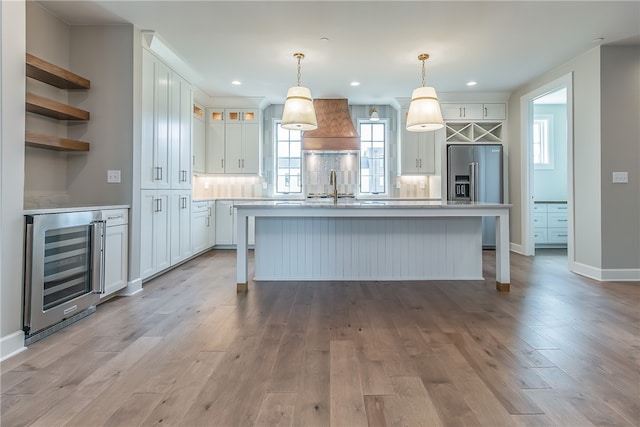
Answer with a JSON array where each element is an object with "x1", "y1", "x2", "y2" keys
[{"x1": 293, "y1": 52, "x2": 305, "y2": 87}]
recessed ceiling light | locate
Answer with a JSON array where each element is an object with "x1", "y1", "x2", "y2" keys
[
  {"x1": 467, "y1": 81, "x2": 477, "y2": 86},
  {"x1": 320, "y1": 37, "x2": 329, "y2": 42},
  {"x1": 592, "y1": 37, "x2": 605, "y2": 44},
  {"x1": 350, "y1": 81, "x2": 360, "y2": 87},
  {"x1": 231, "y1": 80, "x2": 242, "y2": 85}
]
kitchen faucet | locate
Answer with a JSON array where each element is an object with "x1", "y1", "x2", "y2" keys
[{"x1": 329, "y1": 169, "x2": 337, "y2": 205}]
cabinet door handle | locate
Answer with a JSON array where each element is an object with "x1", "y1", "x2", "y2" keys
[
  {"x1": 155, "y1": 198, "x2": 162, "y2": 212},
  {"x1": 192, "y1": 155, "x2": 195, "y2": 166},
  {"x1": 462, "y1": 107, "x2": 466, "y2": 117},
  {"x1": 229, "y1": 205, "x2": 233, "y2": 216},
  {"x1": 459, "y1": 107, "x2": 462, "y2": 118},
  {"x1": 484, "y1": 107, "x2": 488, "y2": 117},
  {"x1": 242, "y1": 159, "x2": 245, "y2": 168},
  {"x1": 238, "y1": 159, "x2": 241, "y2": 168},
  {"x1": 221, "y1": 159, "x2": 224, "y2": 169},
  {"x1": 154, "y1": 166, "x2": 161, "y2": 180},
  {"x1": 208, "y1": 207, "x2": 212, "y2": 216},
  {"x1": 415, "y1": 159, "x2": 418, "y2": 168},
  {"x1": 181, "y1": 197, "x2": 186, "y2": 209},
  {"x1": 419, "y1": 159, "x2": 422, "y2": 168},
  {"x1": 206, "y1": 217, "x2": 210, "y2": 227}
]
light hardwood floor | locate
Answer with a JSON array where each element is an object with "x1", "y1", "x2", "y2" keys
[{"x1": 2, "y1": 249, "x2": 639, "y2": 426}]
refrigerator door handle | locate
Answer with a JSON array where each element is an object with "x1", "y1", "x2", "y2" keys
[{"x1": 469, "y1": 162, "x2": 479, "y2": 202}]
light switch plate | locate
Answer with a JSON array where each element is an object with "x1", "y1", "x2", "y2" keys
[
  {"x1": 612, "y1": 171, "x2": 628, "y2": 183},
  {"x1": 107, "y1": 170, "x2": 121, "y2": 183}
]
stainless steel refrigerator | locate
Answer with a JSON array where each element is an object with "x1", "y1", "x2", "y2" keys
[{"x1": 447, "y1": 144, "x2": 503, "y2": 248}]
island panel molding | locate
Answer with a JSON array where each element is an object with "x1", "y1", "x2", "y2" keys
[{"x1": 235, "y1": 201, "x2": 511, "y2": 292}]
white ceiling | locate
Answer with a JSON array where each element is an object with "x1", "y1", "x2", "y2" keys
[{"x1": 38, "y1": 1, "x2": 640, "y2": 105}]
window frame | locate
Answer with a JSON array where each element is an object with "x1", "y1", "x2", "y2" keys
[
  {"x1": 357, "y1": 118, "x2": 389, "y2": 197},
  {"x1": 533, "y1": 114, "x2": 554, "y2": 170},
  {"x1": 273, "y1": 119, "x2": 303, "y2": 195}
]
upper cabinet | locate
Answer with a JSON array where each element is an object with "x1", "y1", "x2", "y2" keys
[
  {"x1": 24, "y1": 53, "x2": 91, "y2": 151},
  {"x1": 442, "y1": 102, "x2": 506, "y2": 144},
  {"x1": 141, "y1": 49, "x2": 192, "y2": 190},
  {"x1": 399, "y1": 108, "x2": 441, "y2": 175},
  {"x1": 204, "y1": 108, "x2": 261, "y2": 175},
  {"x1": 192, "y1": 103, "x2": 206, "y2": 174},
  {"x1": 441, "y1": 103, "x2": 506, "y2": 121}
]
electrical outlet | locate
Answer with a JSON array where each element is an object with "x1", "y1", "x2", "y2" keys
[
  {"x1": 107, "y1": 170, "x2": 121, "y2": 183},
  {"x1": 612, "y1": 172, "x2": 628, "y2": 184}
]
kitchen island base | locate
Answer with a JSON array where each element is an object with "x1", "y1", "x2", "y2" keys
[
  {"x1": 253, "y1": 216, "x2": 482, "y2": 281},
  {"x1": 236, "y1": 201, "x2": 511, "y2": 292}
]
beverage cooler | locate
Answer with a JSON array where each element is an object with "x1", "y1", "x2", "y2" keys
[{"x1": 23, "y1": 210, "x2": 105, "y2": 342}]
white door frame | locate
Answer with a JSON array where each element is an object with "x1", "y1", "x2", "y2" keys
[{"x1": 519, "y1": 73, "x2": 574, "y2": 265}]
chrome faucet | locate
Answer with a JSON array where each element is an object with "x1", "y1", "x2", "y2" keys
[{"x1": 329, "y1": 169, "x2": 338, "y2": 205}]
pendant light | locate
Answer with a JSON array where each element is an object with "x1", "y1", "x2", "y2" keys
[
  {"x1": 406, "y1": 53, "x2": 444, "y2": 132},
  {"x1": 281, "y1": 52, "x2": 318, "y2": 130},
  {"x1": 369, "y1": 107, "x2": 380, "y2": 121}
]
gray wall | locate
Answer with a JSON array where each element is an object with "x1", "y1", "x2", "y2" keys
[
  {"x1": 1, "y1": 0, "x2": 27, "y2": 359},
  {"x1": 67, "y1": 25, "x2": 135, "y2": 206},
  {"x1": 508, "y1": 45, "x2": 639, "y2": 274},
  {"x1": 600, "y1": 46, "x2": 640, "y2": 269},
  {"x1": 24, "y1": 1, "x2": 70, "y2": 204}
]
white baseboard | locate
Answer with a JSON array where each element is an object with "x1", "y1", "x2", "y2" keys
[
  {"x1": 119, "y1": 278, "x2": 143, "y2": 296},
  {"x1": 0, "y1": 330, "x2": 26, "y2": 362},
  {"x1": 509, "y1": 242, "x2": 526, "y2": 255},
  {"x1": 571, "y1": 262, "x2": 640, "y2": 282}
]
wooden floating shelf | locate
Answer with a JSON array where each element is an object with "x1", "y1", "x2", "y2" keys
[
  {"x1": 26, "y1": 53, "x2": 90, "y2": 89},
  {"x1": 26, "y1": 92, "x2": 90, "y2": 121},
  {"x1": 25, "y1": 131, "x2": 90, "y2": 151}
]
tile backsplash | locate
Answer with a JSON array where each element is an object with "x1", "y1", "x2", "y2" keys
[{"x1": 303, "y1": 151, "x2": 358, "y2": 196}]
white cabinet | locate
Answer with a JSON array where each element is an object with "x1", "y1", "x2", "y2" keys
[
  {"x1": 102, "y1": 209, "x2": 128, "y2": 299},
  {"x1": 192, "y1": 200, "x2": 215, "y2": 254},
  {"x1": 441, "y1": 103, "x2": 505, "y2": 120},
  {"x1": 170, "y1": 191, "x2": 192, "y2": 265},
  {"x1": 215, "y1": 200, "x2": 254, "y2": 246},
  {"x1": 205, "y1": 109, "x2": 225, "y2": 173},
  {"x1": 192, "y1": 103, "x2": 205, "y2": 173},
  {"x1": 441, "y1": 103, "x2": 483, "y2": 120},
  {"x1": 141, "y1": 50, "x2": 171, "y2": 189},
  {"x1": 534, "y1": 202, "x2": 568, "y2": 246},
  {"x1": 399, "y1": 109, "x2": 439, "y2": 175},
  {"x1": 205, "y1": 108, "x2": 260, "y2": 174},
  {"x1": 141, "y1": 49, "x2": 193, "y2": 189},
  {"x1": 140, "y1": 190, "x2": 171, "y2": 279},
  {"x1": 169, "y1": 73, "x2": 193, "y2": 189},
  {"x1": 215, "y1": 200, "x2": 235, "y2": 245}
]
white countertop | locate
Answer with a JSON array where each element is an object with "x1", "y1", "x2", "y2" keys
[
  {"x1": 24, "y1": 204, "x2": 130, "y2": 215},
  {"x1": 235, "y1": 200, "x2": 510, "y2": 209}
]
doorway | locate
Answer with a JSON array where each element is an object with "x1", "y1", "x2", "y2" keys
[{"x1": 520, "y1": 73, "x2": 574, "y2": 264}]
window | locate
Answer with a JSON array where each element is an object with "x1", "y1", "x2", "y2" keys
[
  {"x1": 533, "y1": 115, "x2": 554, "y2": 169},
  {"x1": 359, "y1": 120, "x2": 387, "y2": 194},
  {"x1": 274, "y1": 121, "x2": 302, "y2": 194}
]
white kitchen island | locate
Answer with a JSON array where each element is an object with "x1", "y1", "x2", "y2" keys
[{"x1": 235, "y1": 200, "x2": 511, "y2": 292}]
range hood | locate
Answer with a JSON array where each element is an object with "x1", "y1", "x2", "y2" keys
[{"x1": 302, "y1": 99, "x2": 360, "y2": 151}]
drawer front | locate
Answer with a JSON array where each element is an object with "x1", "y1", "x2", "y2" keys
[
  {"x1": 548, "y1": 228, "x2": 568, "y2": 243},
  {"x1": 547, "y1": 203, "x2": 568, "y2": 213},
  {"x1": 103, "y1": 209, "x2": 128, "y2": 226},
  {"x1": 192, "y1": 201, "x2": 209, "y2": 212},
  {"x1": 533, "y1": 213, "x2": 547, "y2": 228},
  {"x1": 533, "y1": 203, "x2": 548, "y2": 213},
  {"x1": 533, "y1": 229, "x2": 548, "y2": 243},
  {"x1": 548, "y1": 213, "x2": 568, "y2": 228}
]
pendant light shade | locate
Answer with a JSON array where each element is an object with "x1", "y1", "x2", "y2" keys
[
  {"x1": 406, "y1": 54, "x2": 444, "y2": 132},
  {"x1": 281, "y1": 53, "x2": 318, "y2": 131}
]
